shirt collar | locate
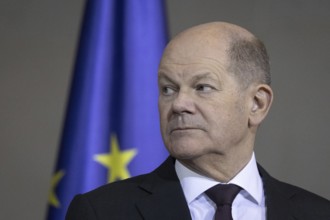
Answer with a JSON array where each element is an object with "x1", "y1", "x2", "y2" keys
[{"x1": 175, "y1": 153, "x2": 264, "y2": 205}]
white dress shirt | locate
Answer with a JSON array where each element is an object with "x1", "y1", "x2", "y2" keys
[{"x1": 175, "y1": 153, "x2": 266, "y2": 220}]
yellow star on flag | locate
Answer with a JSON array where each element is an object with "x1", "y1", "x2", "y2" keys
[
  {"x1": 48, "y1": 170, "x2": 65, "y2": 208},
  {"x1": 94, "y1": 134, "x2": 137, "y2": 183}
]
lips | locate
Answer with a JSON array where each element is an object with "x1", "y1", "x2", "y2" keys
[
  {"x1": 169, "y1": 127, "x2": 203, "y2": 134},
  {"x1": 166, "y1": 115, "x2": 205, "y2": 134},
  {"x1": 171, "y1": 127, "x2": 196, "y2": 131}
]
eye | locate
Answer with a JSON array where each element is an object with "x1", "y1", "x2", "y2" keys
[
  {"x1": 196, "y1": 84, "x2": 214, "y2": 92},
  {"x1": 162, "y1": 86, "x2": 176, "y2": 96}
]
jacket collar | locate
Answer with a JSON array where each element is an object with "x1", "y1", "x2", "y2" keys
[
  {"x1": 135, "y1": 157, "x2": 192, "y2": 220},
  {"x1": 258, "y1": 164, "x2": 297, "y2": 220},
  {"x1": 135, "y1": 157, "x2": 298, "y2": 220}
]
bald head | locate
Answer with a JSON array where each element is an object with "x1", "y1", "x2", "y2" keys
[{"x1": 160, "y1": 22, "x2": 270, "y2": 88}]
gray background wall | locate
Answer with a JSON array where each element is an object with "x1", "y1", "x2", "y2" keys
[{"x1": 1, "y1": 0, "x2": 329, "y2": 219}]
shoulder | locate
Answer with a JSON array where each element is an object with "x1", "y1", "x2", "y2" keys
[
  {"x1": 258, "y1": 165, "x2": 330, "y2": 218},
  {"x1": 66, "y1": 173, "x2": 154, "y2": 220},
  {"x1": 81, "y1": 173, "x2": 153, "y2": 205},
  {"x1": 278, "y1": 179, "x2": 330, "y2": 207},
  {"x1": 81, "y1": 156, "x2": 176, "y2": 203},
  {"x1": 278, "y1": 179, "x2": 330, "y2": 218},
  {"x1": 66, "y1": 157, "x2": 177, "y2": 219}
]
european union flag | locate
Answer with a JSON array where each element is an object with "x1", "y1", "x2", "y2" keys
[{"x1": 46, "y1": 0, "x2": 168, "y2": 219}]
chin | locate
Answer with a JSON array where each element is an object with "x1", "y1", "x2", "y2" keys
[{"x1": 166, "y1": 142, "x2": 204, "y2": 160}]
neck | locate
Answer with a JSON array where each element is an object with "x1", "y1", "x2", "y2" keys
[{"x1": 178, "y1": 150, "x2": 253, "y2": 183}]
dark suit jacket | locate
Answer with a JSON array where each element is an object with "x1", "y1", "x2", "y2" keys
[{"x1": 66, "y1": 157, "x2": 330, "y2": 220}]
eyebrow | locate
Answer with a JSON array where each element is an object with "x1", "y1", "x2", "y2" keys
[
  {"x1": 191, "y1": 72, "x2": 218, "y2": 83},
  {"x1": 158, "y1": 72, "x2": 219, "y2": 85},
  {"x1": 158, "y1": 73, "x2": 174, "y2": 83}
]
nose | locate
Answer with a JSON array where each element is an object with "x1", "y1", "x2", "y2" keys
[{"x1": 171, "y1": 90, "x2": 195, "y2": 115}]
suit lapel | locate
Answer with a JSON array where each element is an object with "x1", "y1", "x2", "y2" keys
[
  {"x1": 258, "y1": 165, "x2": 297, "y2": 220},
  {"x1": 135, "y1": 157, "x2": 192, "y2": 220},
  {"x1": 135, "y1": 159, "x2": 299, "y2": 220}
]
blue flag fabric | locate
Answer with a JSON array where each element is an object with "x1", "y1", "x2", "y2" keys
[{"x1": 47, "y1": 1, "x2": 168, "y2": 219}]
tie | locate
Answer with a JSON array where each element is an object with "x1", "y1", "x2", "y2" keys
[{"x1": 205, "y1": 184, "x2": 241, "y2": 220}]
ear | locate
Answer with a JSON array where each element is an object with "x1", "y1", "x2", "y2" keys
[{"x1": 248, "y1": 84, "x2": 273, "y2": 128}]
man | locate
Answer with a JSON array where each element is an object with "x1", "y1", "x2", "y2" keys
[{"x1": 66, "y1": 22, "x2": 330, "y2": 220}]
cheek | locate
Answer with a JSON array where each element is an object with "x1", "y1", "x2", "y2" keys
[
  {"x1": 206, "y1": 103, "x2": 245, "y2": 135},
  {"x1": 158, "y1": 102, "x2": 170, "y2": 134}
]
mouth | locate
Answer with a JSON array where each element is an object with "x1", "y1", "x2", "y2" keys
[{"x1": 170, "y1": 127, "x2": 201, "y2": 134}]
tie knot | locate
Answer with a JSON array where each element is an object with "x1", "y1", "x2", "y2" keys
[{"x1": 205, "y1": 184, "x2": 241, "y2": 207}]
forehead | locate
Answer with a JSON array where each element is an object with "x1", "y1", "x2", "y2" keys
[
  {"x1": 158, "y1": 46, "x2": 230, "y2": 84},
  {"x1": 162, "y1": 33, "x2": 228, "y2": 61},
  {"x1": 158, "y1": 26, "x2": 234, "y2": 81},
  {"x1": 159, "y1": 58, "x2": 224, "y2": 80},
  {"x1": 160, "y1": 32, "x2": 230, "y2": 68}
]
